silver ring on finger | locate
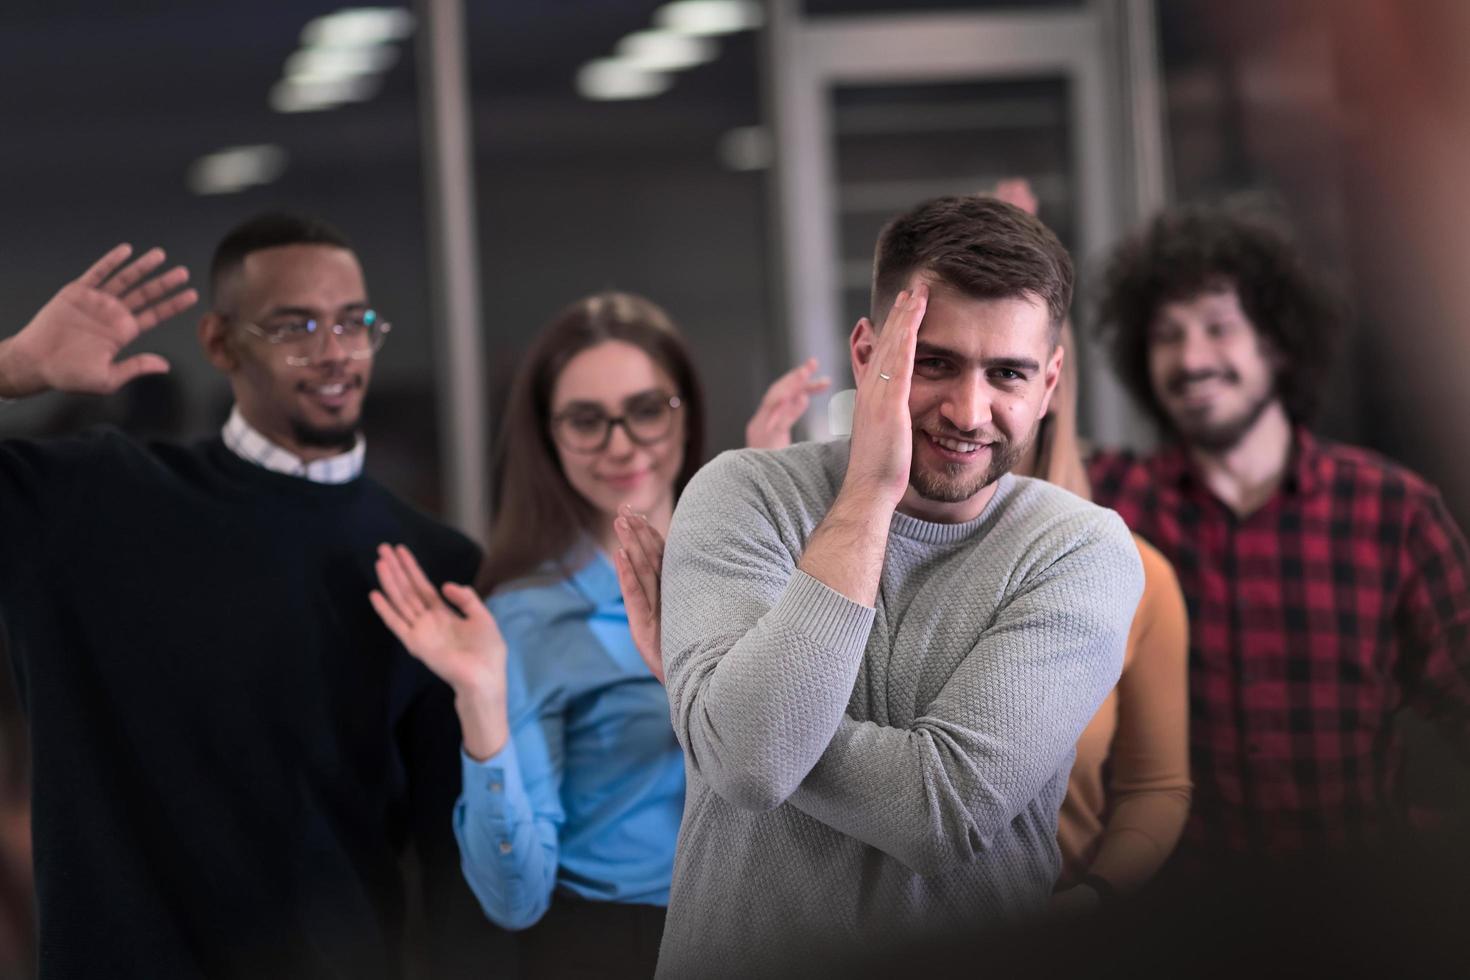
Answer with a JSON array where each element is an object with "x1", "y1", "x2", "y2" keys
[{"x1": 878, "y1": 372, "x2": 893, "y2": 381}]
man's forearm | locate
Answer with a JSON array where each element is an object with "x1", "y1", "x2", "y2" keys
[
  {"x1": 797, "y1": 489, "x2": 893, "y2": 607},
  {"x1": 789, "y1": 515, "x2": 1143, "y2": 875}
]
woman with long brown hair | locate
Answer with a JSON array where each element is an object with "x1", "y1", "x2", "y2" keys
[
  {"x1": 986, "y1": 181, "x2": 1192, "y2": 908},
  {"x1": 368, "y1": 292, "x2": 826, "y2": 977},
  {"x1": 1023, "y1": 319, "x2": 1193, "y2": 910}
]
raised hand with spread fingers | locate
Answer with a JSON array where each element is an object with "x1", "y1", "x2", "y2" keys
[
  {"x1": 743, "y1": 357, "x2": 832, "y2": 450},
  {"x1": 0, "y1": 243, "x2": 198, "y2": 399},
  {"x1": 370, "y1": 543, "x2": 511, "y2": 760}
]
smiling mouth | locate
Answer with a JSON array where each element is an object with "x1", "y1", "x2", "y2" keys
[
  {"x1": 1169, "y1": 371, "x2": 1236, "y2": 396},
  {"x1": 923, "y1": 431, "x2": 990, "y2": 458},
  {"x1": 299, "y1": 377, "x2": 363, "y2": 409},
  {"x1": 301, "y1": 377, "x2": 361, "y2": 394},
  {"x1": 601, "y1": 470, "x2": 650, "y2": 484},
  {"x1": 1172, "y1": 379, "x2": 1231, "y2": 407}
]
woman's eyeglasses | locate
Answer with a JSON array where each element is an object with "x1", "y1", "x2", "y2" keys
[{"x1": 550, "y1": 392, "x2": 682, "y2": 454}]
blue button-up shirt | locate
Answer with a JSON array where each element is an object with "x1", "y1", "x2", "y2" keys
[{"x1": 454, "y1": 552, "x2": 684, "y2": 930}]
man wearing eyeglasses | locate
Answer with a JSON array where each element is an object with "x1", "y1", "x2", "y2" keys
[
  {"x1": 0, "y1": 213, "x2": 497, "y2": 978},
  {"x1": 199, "y1": 218, "x2": 390, "y2": 475}
]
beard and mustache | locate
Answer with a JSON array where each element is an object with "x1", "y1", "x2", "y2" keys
[
  {"x1": 1161, "y1": 367, "x2": 1276, "y2": 452},
  {"x1": 290, "y1": 418, "x2": 360, "y2": 451},
  {"x1": 907, "y1": 418, "x2": 1034, "y2": 504},
  {"x1": 289, "y1": 372, "x2": 365, "y2": 451}
]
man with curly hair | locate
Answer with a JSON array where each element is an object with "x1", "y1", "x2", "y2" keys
[{"x1": 1087, "y1": 204, "x2": 1470, "y2": 863}]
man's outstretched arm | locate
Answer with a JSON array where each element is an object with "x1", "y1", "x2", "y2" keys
[{"x1": 0, "y1": 243, "x2": 198, "y2": 593}]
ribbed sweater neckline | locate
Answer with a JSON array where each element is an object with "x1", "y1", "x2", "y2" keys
[{"x1": 887, "y1": 473, "x2": 1012, "y2": 545}]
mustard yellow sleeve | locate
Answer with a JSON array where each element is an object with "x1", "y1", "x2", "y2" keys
[{"x1": 1086, "y1": 536, "x2": 1192, "y2": 892}]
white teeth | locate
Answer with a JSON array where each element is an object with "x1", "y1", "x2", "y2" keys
[
  {"x1": 934, "y1": 435, "x2": 980, "y2": 453},
  {"x1": 317, "y1": 383, "x2": 346, "y2": 396}
]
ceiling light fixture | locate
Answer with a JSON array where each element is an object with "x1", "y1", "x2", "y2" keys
[
  {"x1": 576, "y1": 59, "x2": 672, "y2": 101},
  {"x1": 614, "y1": 30, "x2": 718, "y2": 72},
  {"x1": 718, "y1": 126, "x2": 774, "y2": 171},
  {"x1": 270, "y1": 75, "x2": 381, "y2": 113},
  {"x1": 285, "y1": 44, "x2": 399, "y2": 84},
  {"x1": 300, "y1": 7, "x2": 416, "y2": 49},
  {"x1": 653, "y1": 0, "x2": 763, "y2": 37},
  {"x1": 187, "y1": 145, "x2": 289, "y2": 196}
]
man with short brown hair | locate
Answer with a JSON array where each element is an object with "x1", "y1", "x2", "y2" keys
[{"x1": 651, "y1": 196, "x2": 1141, "y2": 975}]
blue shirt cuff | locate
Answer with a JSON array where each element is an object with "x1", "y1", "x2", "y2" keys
[{"x1": 460, "y1": 739, "x2": 525, "y2": 817}]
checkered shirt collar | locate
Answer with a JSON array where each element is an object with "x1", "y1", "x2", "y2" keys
[
  {"x1": 1153, "y1": 425, "x2": 1325, "y2": 498},
  {"x1": 221, "y1": 406, "x2": 365, "y2": 485}
]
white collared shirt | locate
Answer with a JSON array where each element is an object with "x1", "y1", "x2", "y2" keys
[{"x1": 221, "y1": 406, "x2": 365, "y2": 485}]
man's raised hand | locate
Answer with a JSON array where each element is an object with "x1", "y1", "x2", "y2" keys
[
  {"x1": 841, "y1": 282, "x2": 927, "y2": 510},
  {"x1": 370, "y1": 544, "x2": 507, "y2": 697},
  {"x1": 0, "y1": 244, "x2": 198, "y2": 399}
]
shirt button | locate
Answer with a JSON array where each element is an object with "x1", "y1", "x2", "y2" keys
[
  {"x1": 489, "y1": 781, "x2": 503, "y2": 793},
  {"x1": 498, "y1": 840, "x2": 513, "y2": 855}
]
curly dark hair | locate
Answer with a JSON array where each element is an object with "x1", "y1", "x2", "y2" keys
[{"x1": 1093, "y1": 203, "x2": 1343, "y2": 430}]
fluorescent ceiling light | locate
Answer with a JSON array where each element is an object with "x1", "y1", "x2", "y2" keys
[
  {"x1": 301, "y1": 7, "x2": 415, "y2": 49},
  {"x1": 718, "y1": 126, "x2": 773, "y2": 171},
  {"x1": 615, "y1": 30, "x2": 717, "y2": 72},
  {"x1": 285, "y1": 44, "x2": 398, "y2": 84},
  {"x1": 654, "y1": 0, "x2": 763, "y2": 36},
  {"x1": 270, "y1": 75, "x2": 381, "y2": 113},
  {"x1": 187, "y1": 145, "x2": 288, "y2": 196},
  {"x1": 576, "y1": 59, "x2": 671, "y2": 101}
]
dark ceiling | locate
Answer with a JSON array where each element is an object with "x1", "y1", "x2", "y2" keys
[{"x1": 0, "y1": 1, "x2": 765, "y2": 187}]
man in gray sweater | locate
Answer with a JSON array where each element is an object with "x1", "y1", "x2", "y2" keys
[{"x1": 641, "y1": 196, "x2": 1143, "y2": 976}]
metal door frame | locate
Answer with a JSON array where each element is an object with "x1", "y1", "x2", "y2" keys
[{"x1": 764, "y1": 0, "x2": 1167, "y2": 445}]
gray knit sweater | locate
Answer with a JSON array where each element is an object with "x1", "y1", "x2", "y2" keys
[{"x1": 655, "y1": 440, "x2": 1143, "y2": 977}]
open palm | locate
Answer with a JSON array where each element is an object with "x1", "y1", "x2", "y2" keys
[
  {"x1": 745, "y1": 357, "x2": 832, "y2": 450},
  {"x1": 12, "y1": 243, "x2": 196, "y2": 397},
  {"x1": 370, "y1": 543, "x2": 507, "y2": 695}
]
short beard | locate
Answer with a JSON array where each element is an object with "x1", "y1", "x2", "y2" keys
[
  {"x1": 1169, "y1": 387, "x2": 1275, "y2": 453},
  {"x1": 909, "y1": 432, "x2": 1030, "y2": 504},
  {"x1": 290, "y1": 417, "x2": 359, "y2": 452}
]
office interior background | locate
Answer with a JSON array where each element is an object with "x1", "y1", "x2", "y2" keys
[{"x1": 1, "y1": 0, "x2": 1468, "y2": 969}]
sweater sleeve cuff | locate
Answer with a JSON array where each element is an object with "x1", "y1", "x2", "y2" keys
[
  {"x1": 767, "y1": 569, "x2": 876, "y2": 656},
  {"x1": 460, "y1": 739, "x2": 526, "y2": 818}
]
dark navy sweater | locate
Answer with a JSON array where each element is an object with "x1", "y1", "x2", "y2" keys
[{"x1": 0, "y1": 428, "x2": 497, "y2": 978}]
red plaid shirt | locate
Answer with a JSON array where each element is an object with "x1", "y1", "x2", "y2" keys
[{"x1": 1089, "y1": 430, "x2": 1470, "y2": 857}]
